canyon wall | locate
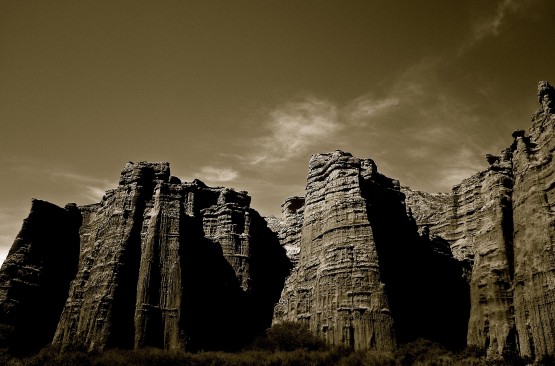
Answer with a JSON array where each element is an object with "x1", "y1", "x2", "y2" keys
[
  {"x1": 273, "y1": 151, "x2": 469, "y2": 351},
  {"x1": 273, "y1": 81, "x2": 555, "y2": 360},
  {"x1": 0, "y1": 162, "x2": 289, "y2": 354},
  {"x1": 0, "y1": 81, "x2": 553, "y2": 360},
  {"x1": 399, "y1": 81, "x2": 555, "y2": 359},
  {"x1": 511, "y1": 82, "x2": 555, "y2": 359}
]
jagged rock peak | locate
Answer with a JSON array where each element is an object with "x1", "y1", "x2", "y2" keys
[
  {"x1": 538, "y1": 81, "x2": 555, "y2": 114},
  {"x1": 281, "y1": 196, "x2": 305, "y2": 216},
  {"x1": 308, "y1": 150, "x2": 379, "y2": 184},
  {"x1": 119, "y1": 161, "x2": 171, "y2": 185}
]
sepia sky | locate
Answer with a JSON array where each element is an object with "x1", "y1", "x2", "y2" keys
[{"x1": 1, "y1": 0, "x2": 555, "y2": 264}]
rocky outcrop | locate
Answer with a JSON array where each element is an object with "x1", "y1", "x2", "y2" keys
[
  {"x1": 0, "y1": 200, "x2": 81, "y2": 355},
  {"x1": 455, "y1": 152, "x2": 515, "y2": 357},
  {"x1": 0, "y1": 162, "x2": 289, "y2": 353},
  {"x1": 512, "y1": 81, "x2": 555, "y2": 359},
  {"x1": 401, "y1": 187, "x2": 451, "y2": 239},
  {"x1": 274, "y1": 152, "x2": 397, "y2": 351},
  {"x1": 1, "y1": 81, "x2": 554, "y2": 361},
  {"x1": 265, "y1": 196, "x2": 304, "y2": 266},
  {"x1": 273, "y1": 151, "x2": 469, "y2": 351},
  {"x1": 402, "y1": 81, "x2": 555, "y2": 360}
]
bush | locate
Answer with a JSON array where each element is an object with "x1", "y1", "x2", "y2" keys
[
  {"x1": 338, "y1": 350, "x2": 397, "y2": 366},
  {"x1": 13, "y1": 335, "x2": 552, "y2": 366},
  {"x1": 23, "y1": 346, "x2": 90, "y2": 366},
  {"x1": 251, "y1": 321, "x2": 326, "y2": 352},
  {"x1": 396, "y1": 339, "x2": 455, "y2": 366}
]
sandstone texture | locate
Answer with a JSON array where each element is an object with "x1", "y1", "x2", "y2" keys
[
  {"x1": 511, "y1": 82, "x2": 555, "y2": 359},
  {"x1": 0, "y1": 162, "x2": 289, "y2": 353},
  {"x1": 265, "y1": 196, "x2": 304, "y2": 266},
  {"x1": 0, "y1": 81, "x2": 554, "y2": 360},
  {"x1": 402, "y1": 81, "x2": 555, "y2": 360},
  {"x1": 273, "y1": 151, "x2": 468, "y2": 351}
]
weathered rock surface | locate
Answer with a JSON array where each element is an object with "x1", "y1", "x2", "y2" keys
[
  {"x1": 274, "y1": 152, "x2": 397, "y2": 351},
  {"x1": 451, "y1": 153, "x2": 516, "y2": 357},
  {"x1": 273, "y1": 151, "x2": 469, "y2": 351},
  {"x1": 401, "y1": 187, "x2": 451, "y2": 239},
  {"x1": 265, "y1": 196, "x2": 304, "y2": 266},
  {"x1": 511, "y1": 81, "x2": 555, "y2": 359},
  {"x1": 0, "y1": 162, "x2": 289, "y2": 353},
  {"x1": 402, "y1": 81, "x2": 555, "y2": 360},
  {"x1": 0, "y1": 81, "x2": 554, "y2": 360}
]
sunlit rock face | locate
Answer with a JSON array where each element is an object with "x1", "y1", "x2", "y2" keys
[
  {"x1": 512, "y1": 81, "x2": 555, "y2": 359},
  {"x1": 0, "y1": 162, "x2": 289, "y2": 353},
  {"x1": 404, "y1": 81, "x2": 555, "y2": 360},
  {"x1": 266, "y1": 196, "x2": 304, "y2": 266},
  {"x1": 273, "y1": 150, "x2": 469, "y2": 351}
]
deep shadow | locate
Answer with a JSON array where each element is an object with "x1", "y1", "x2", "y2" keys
[
  {"x1": 179, "y1": 210, "x2": 290, "y2": 352},
  {"x1": 106, "y1": 191, "x2": 147, "y2": 350},
  {"x1": 0, "y1": 201, "x2": 81, "y2": 356},
  {"x1": 247, "y1": 211, "x2": 292, "y2": 336},
  {"x1": 179, "y1": 214, "x2": 248, "y2": 351},
  {"x1": 361, "y1": 176, "x2": 470, "y2": 350}
]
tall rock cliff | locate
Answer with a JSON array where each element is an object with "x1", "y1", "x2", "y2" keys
[
  {"x1": 403, "y1": 81, "x2": 555, "y2": 360},
  {"x1": 0, "y1": 81, "x2": 554, "y2": 361},
  {"x1": 512, "y1": 81, "x2": 555, "y2": 359},
  {"x1": 273, "y1": 151, "x2": 469, "y2": 351},
  {"x1": 0, "y1": 200, "x2": 81, "y2": 355},
  {"x1": 0, "y1": 162, "x2": 289, "y2": 353}
]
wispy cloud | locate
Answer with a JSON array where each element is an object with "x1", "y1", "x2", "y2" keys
[
  {"x1": 459, "y1": 0, "x2": 519, "y2": 54},
  {"x1": 6, "y1": 157, "x2": 113, "y2": 204},
  {"x1": 250, "y1": 97, "x2": 339, "y2": 164},
  {"x1": 194, "y1": 166, "x2": 239, "y2": 183},
  {"x1": 347, "y1": 96, "x2": 399, "y2": 122},
  {"x1": 248, "y1": 95, "x2": 400, "y2": 165},
  {"x1": 49, "y1": 171, "x2": 113, "y2": 202},
  {"x1": 245, "y1": 55, "x2": 505, "y2": 194},
  {"x1": 436, "y1": 147, "x2": 485, "y2": 187}
]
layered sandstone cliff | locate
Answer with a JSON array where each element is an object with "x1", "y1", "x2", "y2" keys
[
  {"x1": 511, "y1": 82, "x2": 555, "y2": 359},
  {"x1": 400, "y1": 81, "x2": 555, "y2": 360},
  {"x1": 0, "y1": 81, "x2": 554, "y2": 361},
  {"x1": 0, "y1": 162, "x2": 289, "y2": 353},
  {"x1": 273, "y1": 151, "x2": 468, "y2": 351}
]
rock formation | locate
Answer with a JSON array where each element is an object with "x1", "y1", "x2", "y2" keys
[
  {"x1": 0, "y1": 200, "x2": 81, "y2": 355},
  {"x1": 0, "y1": 81, "x2": 554, "y2": 361},
  {"x1": 399, "y1": 81, "x2": 555, "y2": 360},
  {"x1": 0, "y1": 162, "x2": 289, "y2": 354},
  {"x1": 265, "y1": 196, "x2": 304, "y2": 267},
  {"x1": 511, "y1": 81, "x2": 555, "y2": 359},
  {"x1": 273, "y1": 151, "x2": 469, "y2": 351}
]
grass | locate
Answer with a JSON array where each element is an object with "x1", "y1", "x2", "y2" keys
[{"x1": 0, "y1": 323, "x2": 544, "y2": 365}]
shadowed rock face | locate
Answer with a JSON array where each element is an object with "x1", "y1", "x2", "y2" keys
[
  {"x1": 0, "y1": 200, "x2": 81, "y2": 355},
  {"x1": 266, "y1": 196, "x2": 304, "y2": 267}
]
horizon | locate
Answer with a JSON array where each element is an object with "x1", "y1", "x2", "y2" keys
[{"x1": 1, "y1": 0, "x2": 555, "y2": 265}]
